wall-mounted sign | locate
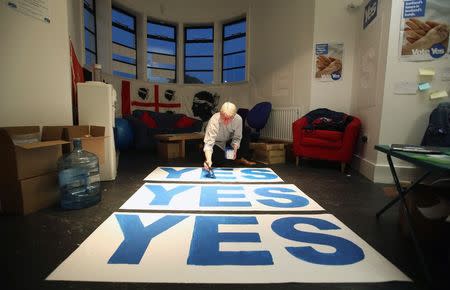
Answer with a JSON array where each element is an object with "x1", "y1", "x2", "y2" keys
[
  {"x1": 315, "y1": 43, "x2": 344, "y2": 82},
  {"x1": 7, "y1": 0, "x2": 50, "y2": 23},
  {"x1": 363, "y1": 0, "x2": 378, "y2": 29},
  {"x1": 400, "y1": 0, "x2": 450, "y2": 61}
]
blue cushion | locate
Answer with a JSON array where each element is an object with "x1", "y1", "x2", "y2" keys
[{"x1": 247, "y1": 102, "x2": 272, "y2": 130}]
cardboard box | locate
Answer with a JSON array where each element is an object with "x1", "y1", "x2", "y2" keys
[
  {"x1": 157, "y1": 141, "x2": 181, "y2": 159},
  {"x1": 250, "y1": 142, "x2": 285, "y2": 151},
  {"x1": 0, "y1": 126, "x2": 68, "y2": 215},
  {"x1": 250, "y1": 142, "x2": 286, "y2": 164},
  {"x1": 43, "y1": 125, "x2": 106, "y2": 166}
]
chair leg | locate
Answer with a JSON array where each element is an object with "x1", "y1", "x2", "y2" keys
[
  {"x1": 340, "y1": 162, "x2": 346, "y2": 173},
  {"x1": 296, "y1": 156, "x2": 300, "y2": 167}
]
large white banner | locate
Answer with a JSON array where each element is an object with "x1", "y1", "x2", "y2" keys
[
  {"x1": 120, "y1": 183, "x2": 324, "y2": 211},
  {"x1": 144, "y1": 167, "x2": 283, "y2": 183},
  {"x1": 47, "y1": 213, "x2": 410, "y2": 283}
]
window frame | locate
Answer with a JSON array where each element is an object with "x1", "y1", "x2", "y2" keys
[
  {"x1": 111, "y1": 6, "x2": 137, "y2": 79},
  {"x1": 184, "y1": 25, "x2": 215, "y2": 84},
  {"x1": 146, "y1": 19, "x2": 177, "y2": 83},
  {"x1": 222, "y1": 17, "x2": 247, "y2": 83},
  {"x1": 84, "y1": 0, "x2": 97, "y2": 66}
]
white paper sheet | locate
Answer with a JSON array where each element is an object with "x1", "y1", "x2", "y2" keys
[
  {"x1": 120, "y1": 183, "x2": 324, "y2": 211},
  {"x1": 144, "y1": 167, "x2": 283, "y2": 183},
  {"x1": 47, "y1": 213, "x2": 411, "y2": 283},
  {"x1": 394, "y1": 81, "x2": 417, "y2": 95}
]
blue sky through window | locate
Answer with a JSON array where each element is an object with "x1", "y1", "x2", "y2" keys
[
  {"x1": 147, "y1": 20, "x2": 177, "y2": 83},
  {"x1": 223, "y1": 18, "x2": 246, "y2": 83},
  {"x1": 112, "y1": 7, "x2": 136, "y2": 79}
]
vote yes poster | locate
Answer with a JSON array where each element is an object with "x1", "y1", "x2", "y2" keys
[
  {"x1": 400, "y1": 0, "x2": 450, "y2": 61},
  {"x1": 315, "y1": 43, "x2": 344, "y2": 82}
]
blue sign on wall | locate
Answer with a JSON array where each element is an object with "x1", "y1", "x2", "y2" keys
[
  {"x1": 403, "y1": 0, "x2": 426, "y2": 18},
  {"x1": 363, "y1": 0, "x2": 378, "y2": 29},
  {"x1": 315, "y1": 44, "x2": 328, "y2": 55}
]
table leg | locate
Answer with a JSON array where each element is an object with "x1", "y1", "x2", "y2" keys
[
  {"x1": 180, "y1": 140, "x2": 185, "y2": 158},
  {"x1": 380, "y1": 154, "x2": 433, "y2": 286}
]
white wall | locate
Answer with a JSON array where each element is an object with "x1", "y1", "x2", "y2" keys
[
  {"x1": 309, "y1": 0, "x2": 359, "y2": 113},
  {"x1": 0, "y1": 0, "x2": 72, "y2": 127},
  {"x1": 351, "y1": 0, "x2": 392, "y2": 181},
  {"x1": 374, "y1": 0, "x2": 450, "y2": 182},
  {"x1": 250, "y1": 0, "x2": 314, "y2": 110}
]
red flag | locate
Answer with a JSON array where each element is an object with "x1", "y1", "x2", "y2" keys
[{"x1": 69, "y1": 40, "x2": 85, "y2": 125}]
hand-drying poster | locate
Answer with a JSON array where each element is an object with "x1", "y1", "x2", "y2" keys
[
  {"x1": 315, "y1": 43, "x2": 343, "y2": 82},
  {"x1": 400, "y1": 0, "x2": 450, "y2": 61}
]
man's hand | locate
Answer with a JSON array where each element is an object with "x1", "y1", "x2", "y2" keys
[
  {"x1": 204, "y1": 160, "x2": 212, "y2": 170},
  {"x1": 232, "y1": 144, "x2": 238, "y2": 160},
  {"x1": 204, "y1": 150, "x2": 213, "y2": 170}
]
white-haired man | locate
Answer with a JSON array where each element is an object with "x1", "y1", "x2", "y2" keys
[{"x1": 203, "y1": 102, "x2": 255, "y2": 169}]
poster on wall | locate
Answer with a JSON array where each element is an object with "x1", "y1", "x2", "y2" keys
[
  {"x1": 399, "y1": 0, "x2": 450, "y2": 61},
  {"x1": 6, "y1": 0, "x2": 50, "y2": 23},
  {"x1": 314, "y1": 43, "x2": 344, "y2": 82}
]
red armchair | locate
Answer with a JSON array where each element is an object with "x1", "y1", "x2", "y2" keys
[{"x1": 292, "y1": 115, "x2": 361, "y2": 172}]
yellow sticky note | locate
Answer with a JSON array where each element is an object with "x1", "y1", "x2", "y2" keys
[
  {"x1": 430, "y1": 90, "x2": 448, "y2": 99},
  {"x1": 419, "y1": 68, "x2": 435, "y2": 76}
]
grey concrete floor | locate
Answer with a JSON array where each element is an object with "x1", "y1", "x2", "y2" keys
[{"x1": 2, "y1": 147, "x2": 449, "y2": 290}]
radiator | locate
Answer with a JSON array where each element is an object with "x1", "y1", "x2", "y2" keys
[{"x1": 260, "y1": 107, "x2": 302, "y2": 141}]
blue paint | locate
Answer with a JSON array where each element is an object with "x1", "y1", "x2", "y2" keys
[
  {"x1": 201, "y1": 168, "x2": 236, "y2": 180},
  {"x1": 254, "y1": 187, "x2": 309, "y2": 208},
  {"x1": 271, "y1": 217, "x2": 364, "y2": 265},
  {"x1": 145, "y1": 184, "x2": 195, "y2": 205},
  {"x1": 241, "y1": 168, "x2": 278, "y2": 180},
  {"x1": 160, "y1": 167, "x2": 196, "y2": 179},
  {"x1": 187, "y1": 216, "x2": 273, "y2": 265},
  {"x1": 200, "y1": 186, "x2": 251, "y2": 207},
  {"x1": 109, "y1": 214, "x2": 188, "y2": 264}
]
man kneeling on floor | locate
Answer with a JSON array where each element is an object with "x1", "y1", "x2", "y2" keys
[{"x1": 203, "y1": 102, "x2": 256, "y2": 169}]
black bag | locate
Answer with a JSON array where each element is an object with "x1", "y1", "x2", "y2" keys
[{"x1": 421, "y1": 102, "x2": 450, "y2": 147}]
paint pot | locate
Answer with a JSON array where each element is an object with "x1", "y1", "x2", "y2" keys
[{"x1": 225, "y1": 147, "x2": 235, "y2": 160}]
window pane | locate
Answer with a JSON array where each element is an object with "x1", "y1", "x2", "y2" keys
[
  {"x1": 185, "y1": 71, "x2": 213, "y2": 84},
  {"x1": 112, "y1": 8, "x2": 134, "y2": 31},
  {"x1": 185, "y1": 56, "x2": 213, "y2": 71},
  {"x1": 113, "y1": 53, "x2": 136, "y2": 65},
  {"x1": 85, "y1": 29, "x2": 96, "y2": 52},
  {"x1": 223, "y1": 68, "x2": 245, "y2": 83},
  {"x1": 223, "y1": 52, "x2": 245, "y2": 69},
  {"x1": 147, "y1": 38, "x2": 175, "y2": 55},
  {"x1": 147, "y1": 68, "x2": 175, "y2": 83},
  {"x1": 223, "y1": 37, "x2": 245, "y2": 54},
  {"x1": 148, "y1": 74, "x2": 176, "y2": 83},
  {"x1": 186, "y1": 28, "x2": 213, "y2": 41},
  {"x1": 224, "y1": 20, "x2": 245, "y2": 38},
  {"x1": 84, "y1": 9, "x2": 95, "y2": 32},
  {"x1": 113, "y1": 71, "x2": 136, "y2": 79},
  {"x1": 84, "y1": 0, "x2": 94, "y2": 10},
  {"x1": 112, "y1": 26, "x2": 135, "y2": 48},
  {"x1": 147, "y1": 22, "x2": 175, "y2": 39},
  {"x1": 185, "y1": 43, "x2": 213, "y2": 56},
  {"x1": 147, "y1": 53, "x2": 175, "y2": 69},
  {"x1": 85, "y1": 50, "x2": 96, "y2": 66}
]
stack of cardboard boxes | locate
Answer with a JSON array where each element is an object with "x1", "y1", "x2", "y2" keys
[
  {"x1": 0, "y1": 125, "x2": 106, "y2": 215},
  {"x1": 250, "y1": 142, "x2": 286, "y2": 164}
]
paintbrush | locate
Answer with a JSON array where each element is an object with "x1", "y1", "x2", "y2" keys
[{"x1": 205, "y1": 163, "x2": 216, "y2": 179}]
